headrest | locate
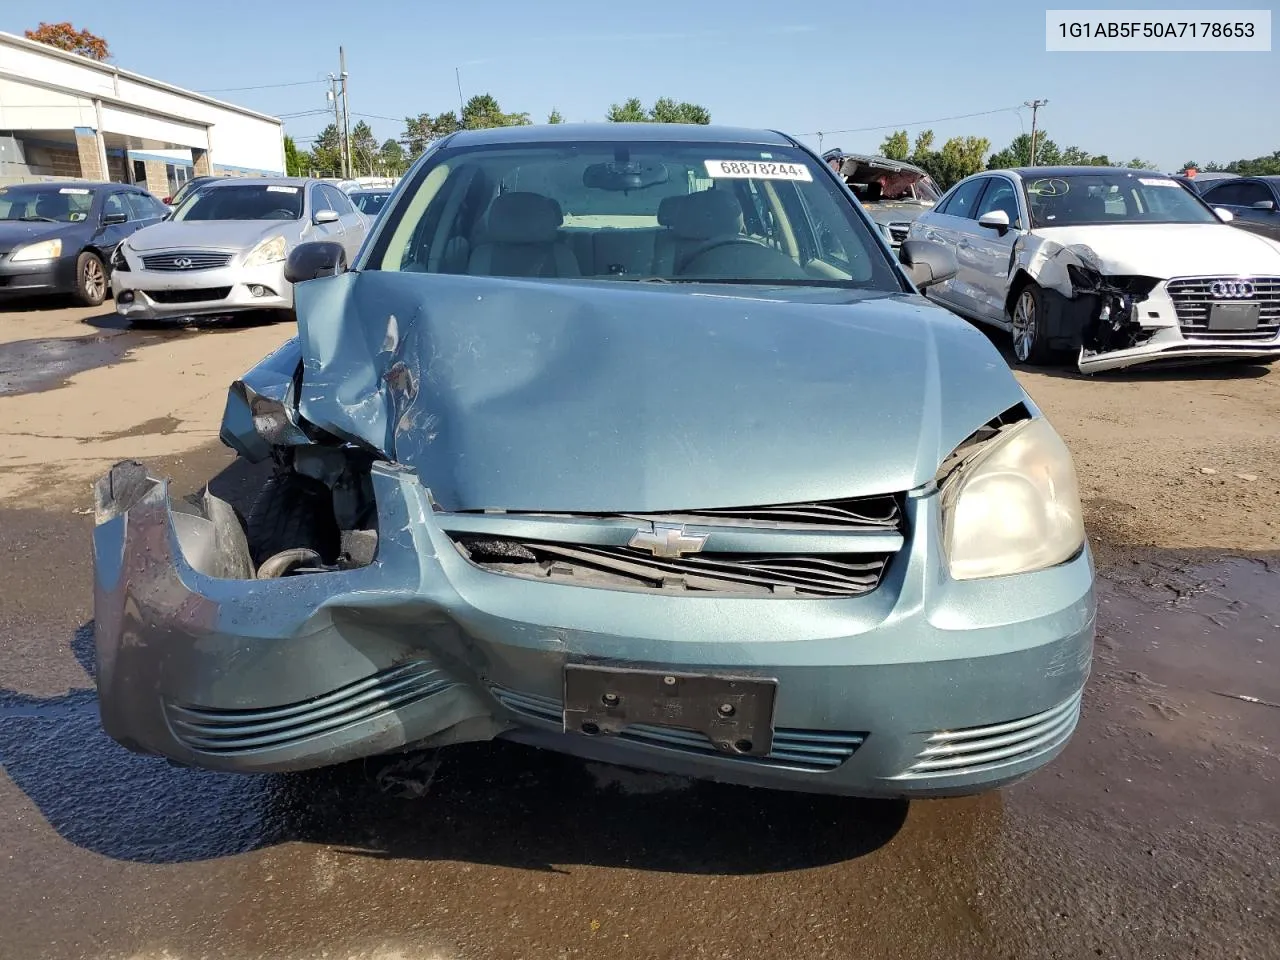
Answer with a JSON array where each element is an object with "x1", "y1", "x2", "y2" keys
[
  {"x1": 862, "y1": 181, "x2": 883, "y2": 202},
  {"x1": 35, "y1": 193, "x2": 70, "y2": 218},
  {"x1": 484, "y1": 191, "x2": 564, "y2": 243},
  {"x1": 661, "y1": 189, "x2": 743, "y2": 240}
]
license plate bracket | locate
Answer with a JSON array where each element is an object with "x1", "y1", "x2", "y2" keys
[
  {"x1": 1207, "y1": 302, "x2": 1260, "y2": 331},
  {"x1": 563, "y1": 665, "x2": 777, "y2": 757}
]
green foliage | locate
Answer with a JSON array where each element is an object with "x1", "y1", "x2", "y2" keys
[
  {"x1": 1200, "y1": 151, "x2": 1280, "y2": 176},
  {"x1": 403, "y1": 111, "x2": 461, "y2": 158},
  {"x1": 547, "y1": 108, "x2": 565, "y2": 124},
  {"x1": 350, "y1": 121, "x2": 379, "y2": 176},
  {"x1": 379, "y1": 139, "x2": 406, "y2": 175},
  {"x1": 461, "y1": 93, "x2": 531, "y2": 130},
  {"x1": 879, "y1": 131, "x2": 910, "y2": 161},
  {"x1": 607, "y1": 98, "x2": 711, "y2": 124},
  {"x1": 283, "y1": 135, "x2": 307, "y2": 177},
  {"x1": 308, "y1": 124, "x2": 343, "y2": 177}
]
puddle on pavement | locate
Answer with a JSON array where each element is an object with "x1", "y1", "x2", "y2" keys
[{"x1": 0, "y1": 333, "x2": 162, "y2": 397}]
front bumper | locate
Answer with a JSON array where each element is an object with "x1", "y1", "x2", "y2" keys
[
  {"x1": 93, "y1": 461, "x2": 1096, "y2": 798},
  {"x1": 1079, "y1": 323, "x2": 1280, "y2": 373},
  {"x1": 0, "y1": 253, "x2": 77, "y2": 298},
  {"x1": 110, "y1": 259, "x2": 292, "y2": 319}
]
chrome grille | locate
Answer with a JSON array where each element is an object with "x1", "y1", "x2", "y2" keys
[
  {"x1": 165, "y1": 661, "x2": 455, "y2": 754},
  {"x1": 1166, "y1": 276, "x2": 1280, "y2": 341},
  {"x1": 492, "y1": 686, "x2": 865, "y2": 772},
  {"x1": 895, "y1": 689, "x2": 1082, "y2": 779},
  {"x1": 140, "y1": 250, "x2": 234, "y2": 271}
]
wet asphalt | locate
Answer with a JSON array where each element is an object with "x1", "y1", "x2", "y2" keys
[{"x1": 1, "y1": 325, "x2": 1278, "y2": 959}]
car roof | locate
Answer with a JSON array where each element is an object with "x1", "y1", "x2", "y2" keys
[
  {"x1": 1, "y1": 180, "x2": 114, "y2": 191},
  {"x1": 994, "y1": 166, "x2": 1179, "y2": 180},
  {"x1": 444, "y1": 122, "x2": 796, "y2": 148},
  {"x1": 202, "y1": 176, "x2": 312, "y2": 188}
]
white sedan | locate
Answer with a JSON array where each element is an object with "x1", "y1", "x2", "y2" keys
[{"x1": 907, "y1": 166, "x2": 1280, "y2": 373}]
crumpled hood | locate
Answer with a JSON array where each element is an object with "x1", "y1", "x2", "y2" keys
[
  {"x1": 865, "y1": 202, "x2": 934, "y2": 225},
  {"x1": 127, "y1": 219, "x2": 298, "y2": 253},
  {"x1": 1031, "y1": 223, "x2": 1280, "y2": 278},
  {"x1": 293, "y1": 272, "x2": 1023, "y2": 512},
  {"x1": 0, "y1": 219, "x2": 77, "y2": 252}
]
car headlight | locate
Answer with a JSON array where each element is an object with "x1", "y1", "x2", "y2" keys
[
  {"x1": 244, "y1": 235, "x2": 287, "y2": 268},
  {"x1": 111, "y1": 244, "x2": 131, "y2": 271},
  {"x1": 11, "y1": 238, "x2": 62, "y2": 262},
  {"x1": 940, "y1": 417, "x2": 1085, "y2": 580}
]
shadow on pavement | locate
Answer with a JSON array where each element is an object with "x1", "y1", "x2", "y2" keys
[
  {"x1": 0, "y1": 619, "x2": 907, "y2": 874},
  {"x1": 81, "y1": 311, "x2": 285, "y2": 333}
]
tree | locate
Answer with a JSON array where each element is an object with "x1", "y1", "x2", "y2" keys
[
  {"x1": 24, "y1": 22, "x2": 108, "y2": 60},
  {"x1": 308, "y1": 124, "x2": 343, "y2": 177},
  {"x1": 350, "y1": 120, "x2": 379, "y2": 175},
  {"x1": 461, "y1": 94, "x2": 531, "y2": 130},
  {"x1": 987, "y1": 131, "x2": 1061, "y2": 169},
  {"x1": 879, "y1": 131, "x2": 910, "y2": 161},
  {"x1": 403, "y1": 111, "x2": 460, "y2": 158},
  {"x1": 606, "y1": 98, "x2": 711, "y2": 124},
  {"x1": 1199, "y1": 151, "x2": 1280, "y2": 176},
  {"x1": 547, "y1": 108, "x2": 564, "y2": 124},
  {"x1": 283, "y1": 135, "x2": 308, "y2": 177},
  {"x1": 911, "y1": 130, "x2": 935, "y2": 160},
  {"x1": 379, "y1": 139, "x2": 406, "y2": 175}
]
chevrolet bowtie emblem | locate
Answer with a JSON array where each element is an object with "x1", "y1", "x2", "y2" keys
[{"x1": 628, "y1": 522, "x2": 708, "y2": 558}]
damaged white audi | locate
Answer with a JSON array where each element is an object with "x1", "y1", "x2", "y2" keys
[{"x1": 908, "y1": 166, "x2": 1280, "y2": 373}]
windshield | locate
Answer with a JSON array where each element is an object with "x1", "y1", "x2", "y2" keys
[
  {"x1": 1026, "y1": 173, "x2": 1219, "y2": 227},
  {"x1": 352, "y1": 192, "x2": 390, "y2": 214},
  {"x1": 367, "y1": 139, "x2": 902, "y2": 290},
  {"x1": 173, "y1": 183, "x2": 304, "y2": 221},
  {"x1": 0, "y1": 186, "x2": 95, "y2": 223}
]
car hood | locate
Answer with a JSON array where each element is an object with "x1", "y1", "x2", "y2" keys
[
  {"x1": 291, "y1": 272, "x2": 1024, "y2": 512},
  {"x1": 0, "y1": 219, "x2": 80, "y2": 252},
  {"x1": 127, "y1": 219, "x2": 301, "y2": 252},
  {"x1": 1030, "y1": 223, "x2": 1280, "y2": 278}
]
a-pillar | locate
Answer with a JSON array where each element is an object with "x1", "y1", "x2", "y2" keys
[
  {"x1": 192, "y1": 147, "x2": 213, "y2": 176},
  {"x1": 74, "y1": 127, "x2": 105, "y2": 180}
]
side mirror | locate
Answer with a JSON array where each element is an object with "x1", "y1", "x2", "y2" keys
[
  {"x1": 102, "y1": 211, "x2": 128, "y2": 226},
  {"x1": 1252, "y1": 199, "x2": 1277, "y2": 211},
  {"x1": 977, "y1": 209, "x2": 1011, "y2": 232},
  {"x1": 313, "y1": 209, "x2": 340, "y2": 225},
  {"x1": 899, "y1": 239, "x2": 958, "y2": 290},
  {"x1": 1214, "y1": 207, "x2": 1235, "y2": 222},
  {"x1": 285, "y1": 241, "x2": 347, "y2": 284}
]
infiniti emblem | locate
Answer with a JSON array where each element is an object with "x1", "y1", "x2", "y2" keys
[
  {"x1": 173, "y1": 257, "x2": 193, "y2": 269},
  {"x1": 628, "y1": 522, "x2": 708, "y2": 558},
  {"x1": 1210, "y1": 280, "x2": 1254, "y2": 299}
]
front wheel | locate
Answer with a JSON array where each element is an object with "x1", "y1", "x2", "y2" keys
[
  {"x1": 72, "y1": 251, "x2": 107, "y2": 307},
  {"x1": 1009, "y1": 283, "x2": 1056, "y2": 366}
]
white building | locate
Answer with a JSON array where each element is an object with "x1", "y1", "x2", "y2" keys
[{"x1": 0, "y1": 31, "x2": 285, "y2": 197}]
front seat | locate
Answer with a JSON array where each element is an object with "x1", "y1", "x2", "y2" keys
[
  {"x1": 651, "y1": 189, "x2": 745, "y2": 274},
  {"x1": 466, "y1": 191, "x2": 581, "y2": 278},
  {"x1": 35, "y1": 192, "x2": 71, "y2": 221}
]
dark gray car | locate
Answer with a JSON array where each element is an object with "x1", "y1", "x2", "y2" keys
[
  {"x1": 1199, "y1": 176, "x2": 1280, "y2": 242},
  {"x1": 822, "y1": 151, "x2": 941, "y2": 248}
]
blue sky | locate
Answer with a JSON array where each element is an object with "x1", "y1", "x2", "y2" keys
[{"x1": 3, "y1": 0, "x2": 1275, "y2": 170}]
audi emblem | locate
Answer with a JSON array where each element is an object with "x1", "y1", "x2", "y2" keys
[
  {"x1": 1210, "y1": 280, "x2": 1254, "y2": 299},
  {"x1": 173, "y1": 257, "x2": 193, "y2": 269}
]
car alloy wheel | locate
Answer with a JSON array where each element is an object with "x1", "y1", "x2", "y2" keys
[
  {"x1": 1012, "y1": 288, "x2": 1038, "y2": 363},
  {"x1": 81, "y1": 256, "x2": 105, "y2": 303}
]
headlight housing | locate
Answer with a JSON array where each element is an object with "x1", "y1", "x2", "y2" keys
[
  {"x1": 11, "y1": 238, "x2": 62, "y2": 262},
  {"x1": 244, "y1": 235, "x2": 287, "y2": 268},
  {"x1": 940, "y1": 417, "x2": 1085, "y2": 580},
  {"x1": 111, "y1": 244, "x2": 131, "y2": 271}
]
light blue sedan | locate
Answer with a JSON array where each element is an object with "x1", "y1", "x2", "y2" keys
[{"x1": 91, "y1": 123, "x2": 1095, "y2": 798}]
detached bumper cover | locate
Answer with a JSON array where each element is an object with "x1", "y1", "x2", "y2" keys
[{"x1": 93, "y1": 461, "x2": 1095, "y2": 797}]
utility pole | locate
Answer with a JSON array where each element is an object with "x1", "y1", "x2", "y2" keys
[
  {"x1": 455, "y1": 67, "x2": 465, "y2": 118},
  {"x1": 340, "y1": 47, "x2": 352, "y2": 177},
  {"x1": 327, "y1": 74, "x2": 343, "y2": 177},
  {"x1": 1024, "y1": 99, "x2": 1048, "y2": 166}
]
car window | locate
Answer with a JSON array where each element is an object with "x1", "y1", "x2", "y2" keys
[
  {"x1": 938, "y1": 178, "x2": 987, "y2": 220},
  {"x1": 365, "y1": 138, "x2": 904, "y2": 291},
  {"x1": 311, "y1": 185, "x2": 334, "y2": 214},
  {"x1": 102, "y1": 193, "x2": 129, "y2": 221},
  {"x1": 353, "y1": 192, "x2": 390, "y2": 214},
  {"x1": 1207, "y1": 180, "x2": 1269, "y2": 206},
  {"x1": 324, "y1": 185, "x2": 356, "y2": 215},
  {"x1": 124, "y1": 192, "x2": 157, "y2": 221},
  {"x1": 0, "y1": 186, "x2": 94, "y2": 222},
  {"x1": 973, "y1": 178, "x2": 1020, "y2": 227},
  {"x1": 1025, "y1": 173, "x2": 1219, "y2": 227},
  {"x1": 174, "y1": 183, "x2": 304, "y2": 221}
]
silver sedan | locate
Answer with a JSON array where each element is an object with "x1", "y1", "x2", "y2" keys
[{"x1": 110, "y1": 177, "x2": 368, "y2": 322}]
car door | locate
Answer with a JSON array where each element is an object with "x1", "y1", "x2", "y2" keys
[
  {"x1": 965, "y1": 175, "x2": 1025, "y2": 324},
  {"x1": 123, "y1": 190, "x2": 166, "y2": 236},
  {"x1": 917, "y1": 176, "x2": 990, "y2": 317},
  {"x1": 323, "y1": 184, "x2": 368, "y2": 258},
  {"x1": 306, "y1": 183, "x2": 347, "y2": 249},
  {"x1": 96, "y1": 191, "x2": 134, "y2": 263},
  {"x1": 1203, "y1": 179, "x2": 1280, "y2": 241}
]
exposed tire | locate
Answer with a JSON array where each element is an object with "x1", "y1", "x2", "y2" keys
[
  {"x1": 245, "y1": 469, "x2": 342, "y2": 567},
  {"x1": 1009, "y1": 283, "x2": 1057, "y2": 366},
  {"x1": 72, "y1": 251, "x2": 107, "y2": 307}
]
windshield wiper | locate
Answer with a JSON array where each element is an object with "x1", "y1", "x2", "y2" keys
[{"x1": 17, "y1": 216, "x2": 59, "y2": 223}]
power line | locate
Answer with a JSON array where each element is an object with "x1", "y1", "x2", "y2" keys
[
  {"x1": 804, "y1": 105, "x2": 1026, "y2": 142},
  {"x1": 197, "y1": 79, "x2": 328, "y2": 93}
]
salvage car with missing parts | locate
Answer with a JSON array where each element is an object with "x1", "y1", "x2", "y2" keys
[{"x1": 92, "y1": 124, "x2": 1096, "y2": 798}]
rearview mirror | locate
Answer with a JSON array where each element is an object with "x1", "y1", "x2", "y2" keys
[
  {"x1": 582, "y1": 160, "x2": 670, "y2": 192},
  {"x1": 102, "y1": 211, "x2": 128, "y2": 226},
  {"x1": 1214, "y1": 207, "x2": 1235, "y2": 222},
  {"x1": 285, "y1": 241, "x2": 347, "y2": 284},
  {"x1": 313, "y1": 209, "x2": 340, "y2": 225},
  {"x1": 899, "y1": 239, "x2": 958, "y2": 290},
  {"x1": 1252, "y1": 199, "x2": 1277, "y2": 211},
  {"x1": 977, "y1": 209, "x2": 1010, "y2": 232}
]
